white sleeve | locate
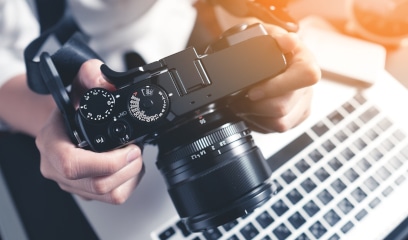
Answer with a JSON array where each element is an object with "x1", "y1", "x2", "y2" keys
[
  {"x1": 69, "y1": 0, "x2": 197, "y2": 71},
  {"x1": 0, "y1": 0, "x2": 39, "y2": 88}
]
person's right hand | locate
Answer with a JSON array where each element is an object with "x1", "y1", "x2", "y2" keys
[{"x1": 36, "y1": 59, "x2": 145, "y2": 204}]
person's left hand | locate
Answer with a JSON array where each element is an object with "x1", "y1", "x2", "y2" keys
[
  {"x1": 229, "y1": 24, "x2": 320, "y2": 133},
  {"x1": 36, "y1": 59, "x2": 145, "y2": 204}
]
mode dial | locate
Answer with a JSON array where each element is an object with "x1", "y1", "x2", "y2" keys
[
  {"x1": 79, "y1": 88, "x2": 115, "y2": 122},
  {"x1": 128, "y1": 85, "x2": 169, "y2": 124}
]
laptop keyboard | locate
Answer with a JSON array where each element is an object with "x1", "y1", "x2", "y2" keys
[{"x1": 152, "y1": 93, "x2": 408, "y2": 240}]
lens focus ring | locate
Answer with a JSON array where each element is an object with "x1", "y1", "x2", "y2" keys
[{"x1": 157, "y1": 121, "x2": 248, "y2": 169}]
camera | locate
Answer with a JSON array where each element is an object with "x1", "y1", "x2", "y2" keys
[
  {"x1": 29, "y1": 23, "x2": 287, "y2": 232},
  {"x1": 78, "y1": 23, "x2": 287, "y2": 231}
]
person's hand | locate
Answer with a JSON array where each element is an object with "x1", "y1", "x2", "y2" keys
[
  {"x1": 36, "y1": 59, "x2": 144, "y2": 204},
  {"x1": 230, "y1": 24, "x2": 321, "y2": 133}
]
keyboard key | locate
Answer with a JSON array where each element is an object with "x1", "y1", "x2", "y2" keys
[
  {"x1": 344, "y1": 168, "x2": 359, "y2": 182},
  {"x1": 351, "y1": 187, "x2": 367, "y2": 203},
  {"x1": 377, "y1": 166, "x2": 391, "y2": 181},
  {"x1": 354, "y1": 94, "x2": 367, "y2": 105},
  {"x1": 354, "y1": 138, "x2": 367, "y2": 150},
  {"x1": 328, "y1": 234, "x2": 340, "y2": 240},
  {"x1": 272, "y1": 200, "x2": 289, "y2": 216},
  {"x1": 301, "y1": 178, "x2": 317, "y2": 193},
  {"x1": 318, "y1": 189, "x2": 334, "y2": 205},
  {"x1": 395, "y1": 175, "x2": 406, "y2": 185},
  {"x1": 309, "y1": 149, "x2": 323, "y2": 162},
  {"x1": 240, "y1": 223, "x2": 259, "y2": 240},
  {"x1": 289, "y1": 212, "x2": 306, "y2": 229},
  {"x1": 338, "y1": 198, "x2": 354, "y2": 214},
  {"x1": 328, "y1": 110, "x2": 344, "y2": 125},
  {"x1": 378, "y1": 118, "x2": 392, "y2": 131},
  {"x1": 364, "y1": 177, "x2": 379, "y2": 191},
  {"x1": 176, "y1": 221, "x2": 191, "y2": 237},
  {"x1": 159, "y1": 227, "x2": 175, "y2": 240},
  {"x1": 342, "y1": 101, "x2": 356, "y2": 113},
  {"x1": 370, "y1": 148, "x2": 383, "y2": 161},
  {"x1": 335, "y1": 130, "x2": 348, "y2": 142},
  {"x1": 203, "y1": 228, "x2": 222, "y2": 240},
  {"x1": 309, "y1": 221, "x2": 327, "y2": 239},
  {"x1": 323, "y1": 210, "x2": 341, "y2": 226},
  {"x1": 389, "y1": 157, "x2": 403, "y2": 170},
  {"x1": 366, "y1": 129, "x2": 379, "y2": 141},
  {"x1": 256, "y1": 211, "x2": 274, "y2": 229},
  {"x1": 341, "y1": 148, "x2": 355, "y2": 161},
  {"x1": 222, "y1": 220, "x2": 238, "y2": 232},
  {"x1": 347, "y1": 121, "x2": 360, "y2": 133},
  {"x1": 369, "y1": 197, "x2": 381, "y2": 209},
  {"x1": 273, "y1": 223, "x2": 291, "y2": 240},
  {"x1": 331, "y1": 179, "x2": 347, "y2": 193},
  {"x1": 329, "y1": 158, "x2": 343, "y2": 171},
  {"x1": 341, "y1": 221, "x2": 354, "y2": 234},
  {"x1": 357, "y1": 158, "x2": 371, "y2": 171},
  {"x1": 267, "y1": 133, "x2": 313, "y2": 171},
  {"x1": 281, "y1": 169, "x2": 297, "y2": 184},
  {"x1": 393, "y1": 130, "x2": 406, "y2": 142},
  {"x1": 382, "y1": 186, "x2": 394, "y2": 197},
  {"x1": 312, "y1": 121, "x2": 329, "y2": 136},
  {"x1": 303, "y1": 200, "x2": 320, "y2": 217},
  {"x1": 226, "y1": 235, "x2": 239, "y2": 240},
  {"x1": 382, "y1": 139, "x2": 395, "y2": 151},
  {"x1": 287, "y1": 189, "x2": 303, "y2": 204},
  {"x1": 322, "y1": 139, "x2": 336, "y2": 152},
  {"x1": 315, "y1": 167, "x2": 330, "y2": 182},
  {"x1": 295, "y1": 159, "x2": 310, "y2": 173},
  {"x1": 355, "y1": 209, "x2": 368, "y2": 221},
  {"x1": 359, "y1": 106, "x2": 379, "y2": 123},
  {"x1": 294, "y1": 233, "x2": 309, "y2": 240}
]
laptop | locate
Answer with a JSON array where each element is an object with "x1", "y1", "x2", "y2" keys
[{"x1": 74, "y1": 18, "x2": 408, "y2": 240}]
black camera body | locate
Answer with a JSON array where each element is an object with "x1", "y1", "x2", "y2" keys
[
  {"x1": 76, "y1": 23, "x2": 286, "y2": 152},
  {"x1": 74, "y1": 23, "x2": 287, "y2": 231},
  {"x1": 27, "y1": 23, "x2": 287, "y2": 232}
]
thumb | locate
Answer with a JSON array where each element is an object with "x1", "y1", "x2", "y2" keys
[
  {"x1": 71, "y1": 59, "x2": 115, "y2": 107},
  {"x1": 76, "y1": 59, "x2": 115, "y2": 90}
]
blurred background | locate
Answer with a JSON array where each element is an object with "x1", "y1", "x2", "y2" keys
[{"x1": 281, "y1": 0, "x2": 408, "y2": 87}]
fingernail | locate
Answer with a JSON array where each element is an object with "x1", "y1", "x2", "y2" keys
[
  {"x1": 248, "y1": 88, "x2": 265, "y2": 101},
  {"x1": 126, "y1": 148, "x2": 140, "y2": 163}
]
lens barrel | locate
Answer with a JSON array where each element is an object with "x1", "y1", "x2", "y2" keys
[{"x1": 156, "y1": 111, "x2": 274, "y2": 232}]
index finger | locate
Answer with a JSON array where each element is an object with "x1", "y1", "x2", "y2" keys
[{"x1": 60, "y1": 144, "x2": 142, "y2": 180}]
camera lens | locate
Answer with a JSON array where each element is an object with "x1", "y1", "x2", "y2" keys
[{"x1": 156, "y1": 111, "x2": 274, "y2": 232}]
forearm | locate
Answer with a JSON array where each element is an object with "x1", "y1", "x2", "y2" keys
[{"x1": 0, "y1": 74, "x2": 55, "y2": 137}]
